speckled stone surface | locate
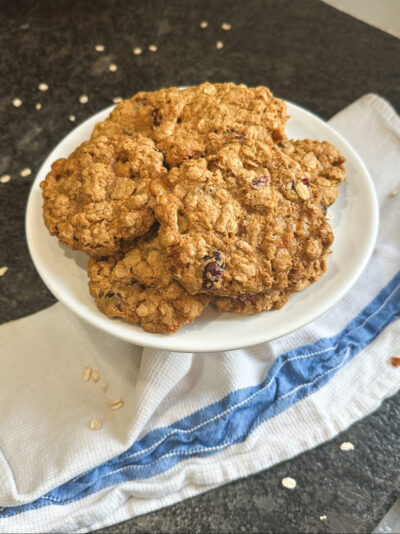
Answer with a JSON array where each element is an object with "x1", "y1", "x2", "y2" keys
[{"x1": 0, "y1": 0, "x2": 399, "y2": 532}]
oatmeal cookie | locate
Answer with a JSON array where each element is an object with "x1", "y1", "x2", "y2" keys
[
  {"x1": 88, "y1": 231, "x2": 210, "y2": 333},
  {"x1": 281, "y1": 139, "x2": 345, "y2": 209},
  {"x1": 152, "y1": 138, "x2": 333, "y2": 297},
  {"x1": 41, "y1": 134, "x2": 166, "y2": 256},
  {"x1": 212, "y1": 290, "x2": 290, "y2": 314},
  {"x1": 91, "y1": 82, "x2": 288, "y2": 167}
]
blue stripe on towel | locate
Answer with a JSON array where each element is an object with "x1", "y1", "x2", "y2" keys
[{"x1": 1, "y1": 270, "x2": 400, "y2": 518}]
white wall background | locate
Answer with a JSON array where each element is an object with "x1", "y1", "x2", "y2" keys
[{"x1": 323, "y1": 0, "x2": 400, "y2": 38}]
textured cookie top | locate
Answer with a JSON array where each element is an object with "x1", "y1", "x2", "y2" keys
[
  {"x1": 212, "y1": 289, "x2": 290, "y2": 315},
  {"x1": 41, "y1": 134, "x2": 166, "y2": 256},
  {"x1": 91, "y1": 82, "x2": 288, "y2": 167},
  {"x1": 152, "y1": 138, "x2": 334, "y2": 297},
  {"x1": 281, "y1": 139, "x2": 346, "y2": 209},
  {"x1": 88, "y1": 232, "x2": 210, "y2": 334},
  {"x1": 40, "y1": 82, "x2": 346, "y2": 332}
]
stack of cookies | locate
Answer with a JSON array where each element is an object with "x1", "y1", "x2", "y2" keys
[{"x1": 41, "y1": 83, "x2": 345, "y2": 334}]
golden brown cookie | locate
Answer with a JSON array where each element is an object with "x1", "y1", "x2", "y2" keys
[
  {"x1": 41, "y1": 134, "x2": 166, "y2": 256},
  {"x1": 280, "y1": 139, "x2": 345, "y2": 210},
  {"x1": 152, "y1": 138, "x2": 334, "y2": 297},
  {"x1": 41, "y1": 82, "x2": 347, "y2": 334},
  {"x1": 88, "y1": 231, "x2": 210, "y2": 333},
  {"x1": 212, "y1": 290, "x2": 290, "y2": 314},
  {"x1": 91, "y1": 82, "x2": 288, "y2": 167}
]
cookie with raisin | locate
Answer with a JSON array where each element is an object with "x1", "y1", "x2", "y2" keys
[
  {"x1": 91, "y1": 82, "x2": 288, "y2": 167},
  {"x1": 88, "y1": 231, "x2": 210, "y2": 334},
  {"x1": 281, "y1": 139, "x2": 345, "y2": 210},
  {"x1": 152, "y1": 139, "x2": 334, "y2": 297},
  {"x1": 41, "y1": 134, "x2": 166, "y2": 256}
]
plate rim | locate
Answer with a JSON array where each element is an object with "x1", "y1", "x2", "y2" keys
[{"x1": 25, "y1": 101, "x2": 379, "y2": 352}]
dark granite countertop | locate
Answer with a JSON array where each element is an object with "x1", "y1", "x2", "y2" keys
[{"x1": 1, "y1": 0, "x2": 399, "y2": 532}]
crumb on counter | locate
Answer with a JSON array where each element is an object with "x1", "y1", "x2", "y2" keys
[
  {"x1": 340, "y1": 441, "x2": 355, "y2": 451},
  {"x1": 281, "y1": 477, "x2": 297, "y2": 489},
  {"x1": 20, "y1": 168, "x2": 32, "y2": 177}
]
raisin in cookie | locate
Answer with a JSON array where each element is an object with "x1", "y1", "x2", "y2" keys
[
  {"x1": 281, "y1": 139, "x2": 345, "y2": 209},
  {"x1": 152, "y1": 138, "x2": 334, "y2": 297},
  {"x1": 88, "y1": 231, "x2": 210, "y2": 333},
  {"x1": 91, "y1": 82, "x2": 288, "y2": 167},
  {"x1": 41, "y1": 134, "x2": 166, "y2": 256}
]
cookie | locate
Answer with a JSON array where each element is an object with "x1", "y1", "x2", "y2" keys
[
  {"x1": 41, "y1": 134, "x2": 166, "y2": 256},
  {"x1": 280, "y1": 139, "x2": 345, "y2": 210},
  {"x1": 212, "y1": 290, "x2": 290, "y2": 314},
  {"x1": 41, "y1": 82, "x2": 346, "y2": 334},
  {"x1": 91, "y1": 82, "x2": 288, "y2": 167},
  {"x1": 152, "y1": 138, "x2": 334, "y2": 297},
  {"x1": 88, "y1": 230, "x2": 210, "y2": 333}
]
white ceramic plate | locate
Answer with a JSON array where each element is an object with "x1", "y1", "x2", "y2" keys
[{"x1": 26, "y1": 102, "x2": 379, "y2": 352}]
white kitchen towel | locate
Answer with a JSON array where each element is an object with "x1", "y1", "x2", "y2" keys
[{"x1": 0, "y1": 94, "x2": 399, "y2": 533}]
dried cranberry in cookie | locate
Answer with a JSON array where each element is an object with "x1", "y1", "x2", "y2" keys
[{"x1": 201, "y1": 251, "x2": 226, "y2": 289}]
